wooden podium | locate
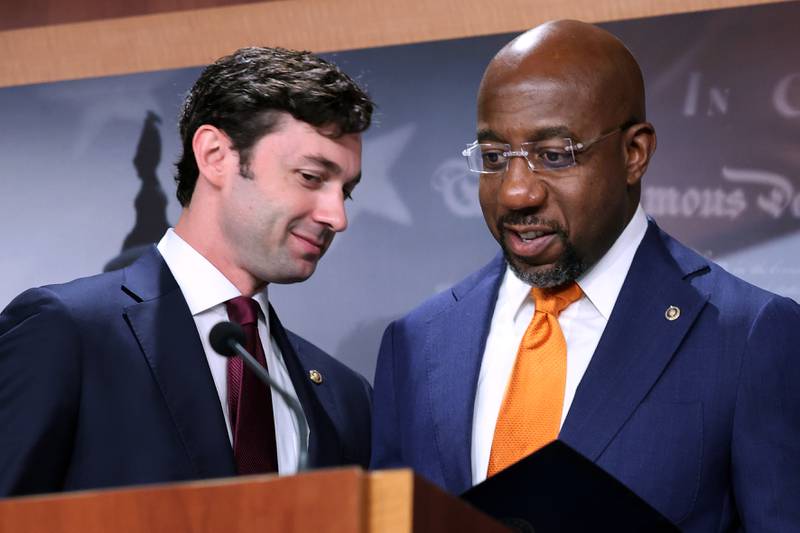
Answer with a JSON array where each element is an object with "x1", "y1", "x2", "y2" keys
[{"x1": 0, "y1": 468, "x2": 508, "y2": 533}]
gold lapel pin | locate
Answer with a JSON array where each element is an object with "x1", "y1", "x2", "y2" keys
[
  {"x1": 665, "y1": 306, "x2": 681, "y2": 321},
  {"x1": 309, "y1": 369, "x2": 323, "y2": 384}
]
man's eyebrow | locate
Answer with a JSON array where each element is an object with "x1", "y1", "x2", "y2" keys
[
  {"x1": 475, "y1": 125, "x2": 577, "y2": 143},
  {"x1": 301, "y1": 154, "x2": 342, "y2": 174},
  {"x1": 476, "y1": 128, "x2": 503, "y2": 143},
  {"x1": 527, "y1": 126, "x2": 576, "y2": 141}
]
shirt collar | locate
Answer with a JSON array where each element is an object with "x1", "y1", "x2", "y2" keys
[
  {"x1": 503, "y1": 205, "x2": 648, "y2": 320},
  {"x1": 499, "y1": 262, "x2": 536, "y2": 321},
  {"x1": 156, "y1": 228, "x2": 270, "y2": 318},
  {"x1": 578, "y1": 205, "x2": 648, "y2": 319}
]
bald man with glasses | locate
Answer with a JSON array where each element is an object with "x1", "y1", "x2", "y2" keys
[{"x1": 371, "y1": 20, "x2": 800, "y2": 531}]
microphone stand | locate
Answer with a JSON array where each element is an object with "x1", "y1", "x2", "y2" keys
[{"x1": 226, "y1": 336, "x2": 310, "y2": 473}]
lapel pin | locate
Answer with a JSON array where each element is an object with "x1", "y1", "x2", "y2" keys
[
  {"x1": 665, "y1": 306, "x2": 681, "y2": 321},
  {"x1": 309, "y1": 369, "x2": 323, "y2": 384}
]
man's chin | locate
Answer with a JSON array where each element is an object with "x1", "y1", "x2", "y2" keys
[
  {"x1": 504, "y1": 250, "x2": 585, "y2": 289},
  {"x1": 260, "y1": 261, "x2": 318, "y2": 285}
]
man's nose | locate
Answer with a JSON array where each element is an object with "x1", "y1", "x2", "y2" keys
[
  {"x1": 497, "y1": 156, "x2": 547, "y2": 211},
  {"x1": 314, "y1": 189, "x2": 348, "y2": 233}
]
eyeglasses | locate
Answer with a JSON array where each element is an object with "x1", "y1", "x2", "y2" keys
[{"x1": 461, "y1": 125, "x2": 626, "y2": 175}]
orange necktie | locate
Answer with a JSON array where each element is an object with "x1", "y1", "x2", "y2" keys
[{"x1": 487, "y1": 282, "x2": 583, "y2": 477}]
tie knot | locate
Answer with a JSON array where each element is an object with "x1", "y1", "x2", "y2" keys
[
  {"x1": 225, "y1": 296, "x2": 260, "y2": 326},
  {"x1": 531, "y1": 282, "x2": 583, "y2": 317}
]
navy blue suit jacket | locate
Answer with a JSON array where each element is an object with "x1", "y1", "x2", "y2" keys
[
  {"x1": 0, "y1": 247, "x2": 372, "y2": 496},
  {"x1": 371, "y1": 222, "x2": 800, "y2": 531}
]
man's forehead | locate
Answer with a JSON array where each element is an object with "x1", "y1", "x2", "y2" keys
[
  {"x1": 478, "y1": 75, "x2": 589, "y2": 122},
  {"x1": 478, "y1": 55, "x2": 615, "y2": 135},
  {"x1": 476, "y1": 125, "x2": 577, "y2": 143},
  {"x1": 480, "y1": 75, "x2": 576, "y2": 100},
  {"x1": 480, "y1": 23, "x2": 619, "y2": 107},
  {"x1": 476, "y1": 78, "x2": 602, "y2": 144},
  {"x1": 481, "y1": 51, "x2": 594, "y2": 98}
]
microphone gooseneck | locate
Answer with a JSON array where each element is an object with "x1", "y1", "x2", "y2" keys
[{"x1": 209, "y1": 320, "x2": 310, "y2": 473}]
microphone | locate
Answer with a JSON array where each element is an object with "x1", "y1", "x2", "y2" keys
[{"x1": 209, "y1": 321, "x2": 309, "y2": 473}]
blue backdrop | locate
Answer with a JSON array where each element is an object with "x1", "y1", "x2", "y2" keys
[{"x1": 1, "y1": 2, "x2": 798, "y2": 381}]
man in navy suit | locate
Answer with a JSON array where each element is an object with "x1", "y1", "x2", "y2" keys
[
  {"x1": 0, "y1": 47, "x2": 374, "y2": 496},
  {"x1": 371, "y1": 20, "x2": 800, "y2": 530}
]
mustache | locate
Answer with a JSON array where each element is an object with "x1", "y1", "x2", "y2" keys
[{"x1": 498, "y1": 213, "x2": 567, "y2": 236}]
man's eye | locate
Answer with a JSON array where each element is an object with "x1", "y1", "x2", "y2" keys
[
  {"x1": 301, "y1": 172, "x2": 322, "y2": 183},
  {"x1": 537, "y1": 150, "x2": 573, "y2": 169},
  {"x1": 344, "y1": 188, "x2": 355, "y2": 201},
  {"x1": 481, "y1": 150, "x2": 507, "y2": 170}
]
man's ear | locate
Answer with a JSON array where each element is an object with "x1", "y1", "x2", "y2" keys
[
  {"x1": 624, "y1": 122, "x2": 657, "y2": 186},
  {"x1": 192, "y1": 125, "x2": 235, "y2": 189}
]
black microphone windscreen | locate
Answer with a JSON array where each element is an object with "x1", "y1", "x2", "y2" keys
[{"x1": 209, "y1": 321, "x2": 245, "y2": 357}]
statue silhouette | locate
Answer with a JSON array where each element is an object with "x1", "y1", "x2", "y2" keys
[{"x1": 104, "y1": 111, "x2": 170, "y2": 272}]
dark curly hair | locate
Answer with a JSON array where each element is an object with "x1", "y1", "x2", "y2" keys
[{"x1": 174, "y1": 47, "x2": 374, "y2": 206}]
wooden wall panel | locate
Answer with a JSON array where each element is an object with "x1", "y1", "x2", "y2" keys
[
  {"x1": 0, "y1": 0, "x2": 791, "y2": 88},
  {"x1": 0, "y1": 0, "x2": 271, "y2": 32}
]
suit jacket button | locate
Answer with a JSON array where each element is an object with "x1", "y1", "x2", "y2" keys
[{"x1": 309, "y1": 369, "x2": 323, "y2": 384}]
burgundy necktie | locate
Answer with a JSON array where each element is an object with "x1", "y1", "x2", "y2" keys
[{"x1": 225, "y1": 296, "x2": 279, "y2": 474}]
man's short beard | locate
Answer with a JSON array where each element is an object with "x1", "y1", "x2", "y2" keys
[
  {"x1": 505, "y1": 245, "x2": 587, "y2": 288},
  {"x1": 499, "y1": 220, "x2": 587, "y2": 288}
]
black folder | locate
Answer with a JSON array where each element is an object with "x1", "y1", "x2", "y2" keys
[{"x1": 461, "y1": 440, "x2": 679, "y2": 532}]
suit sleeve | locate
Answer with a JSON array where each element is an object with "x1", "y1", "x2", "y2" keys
[
  {"x1": 731, "y1": 295, "x2": 800, "y2": 529},
  {"x1": 370, "y1": 321, "x2": 404, "y2": 469},
  {"x1": 0, "y1": 288, "x2": 81, "y2": 496}
]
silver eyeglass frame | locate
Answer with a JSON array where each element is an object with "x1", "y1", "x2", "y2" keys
[{"x1": 461, "y1": 125, "x2": 626, "y2": 175}]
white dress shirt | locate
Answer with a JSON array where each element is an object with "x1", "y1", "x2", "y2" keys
[
  {"x1": 157, "y1": 228, "x2": 306, "y2": 475},
  {"x1": 471, "y1": 206, "x2": 649, "y2": 484}
]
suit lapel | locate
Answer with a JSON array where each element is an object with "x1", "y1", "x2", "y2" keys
[
  {"x1": 560, "y1": 225, "x2": 709, "y2": 461},
  {"x1": 267, "y1": 306, "x2": 342, "y2": 468},
  {"x1": 121, "y1": 247, "x2": 236, "y2": 477},
  {"x1": 425, "y1": 255, "x2": 505, "y2": 493}
]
